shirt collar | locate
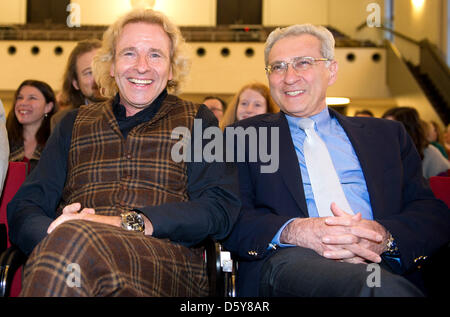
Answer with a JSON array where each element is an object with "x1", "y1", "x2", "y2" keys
[
  {"x1": 285, "y1": 107, "x2": 332, "y2": 132},
  {"x1": 112, "y1": 89, "x2": 168, "y2": 121}
]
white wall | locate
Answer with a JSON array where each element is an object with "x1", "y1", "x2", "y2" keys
[
  {"x1": 263, "y1": 0, "x2": 385, "y2": 44},
  {"x1": 0, "y1": 39, "x2": 390, "y2": 114},
  {"x1": 394, "y1": 0, "x2": 445, "y2": 64},
  {"x1": 262, "y1": 0, "x2": 329, "y2": 26},
  {"x1": 328, "y1": 0, "x2": 385, "y2": 44},
  {"x1": 72, "y1": 0, "x2": 216, "y2": 26},
  {"x1": 187, "y1": 43, "x2": 267, "y2": 94},
  {"x1": 0, "y1": 0, "x2": 26, "y2": 24},
  {"x1": 0, "y1": 41, "x2": 76, "y2": 91}
]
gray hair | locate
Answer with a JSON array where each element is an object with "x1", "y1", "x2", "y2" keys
[{"x1": 264, "y1": 24, "x2": 335, "y2": 66}]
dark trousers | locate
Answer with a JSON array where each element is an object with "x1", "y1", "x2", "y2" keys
[{"x1": 259, "y1": 247, "x2": 423, "y2": 297}]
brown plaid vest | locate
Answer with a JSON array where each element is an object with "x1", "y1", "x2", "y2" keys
[{"x1": 58, "y1": 95, "x2": 200, "y2": 216}]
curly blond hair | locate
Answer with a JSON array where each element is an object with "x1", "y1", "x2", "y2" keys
[{"x1": 92, "y1": 8, "x2": 190, "y2": 98}]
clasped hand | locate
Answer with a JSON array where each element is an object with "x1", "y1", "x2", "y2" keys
[
  {"x1": 47, "y1": 203, "x2": 153, "y2": 235},
  {"x1": 47, "y1": 202, "x2": 119, "y2": 234},
  {"x1": 281, "y1": 203, "x2": 388, "y2": 264}
]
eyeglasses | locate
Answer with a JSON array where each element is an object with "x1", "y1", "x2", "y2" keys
[{"x1": 265, "y1": 56, "x2": 331, "y2": 76}]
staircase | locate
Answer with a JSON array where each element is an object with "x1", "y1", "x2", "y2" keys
[{"x1": 407, "y1": 61, "x2": 450, "y2": 125}]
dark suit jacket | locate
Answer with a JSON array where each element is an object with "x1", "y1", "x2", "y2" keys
[{"x1": 224, "y1": 109, "x2": 450, "y2": 297}]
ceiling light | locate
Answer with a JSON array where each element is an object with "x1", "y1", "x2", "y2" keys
[{"x1": 326, "y1": 97, "x2": 351, "y2": 105}]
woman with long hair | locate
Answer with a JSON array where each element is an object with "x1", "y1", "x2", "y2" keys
[
  {"x1": 424, "y1": 120, "x2": 448, "y2": 159},
  {"x1": 382, "y1": 107, "x2": 449, "y2": 178},
  {"x1": 219, "y1": 82, "x2": 279, "y2": 130},
  {"x1": 6, "y1": 80, "x2": 56, "y2": 172}
]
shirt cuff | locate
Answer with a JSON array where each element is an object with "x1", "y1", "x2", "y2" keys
[{"x1": 268, "y1": 218, "x2": 297, "y2": 250}]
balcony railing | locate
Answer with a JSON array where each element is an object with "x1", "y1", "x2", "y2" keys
[{"x1": 0, "y1": 24, "x2": 377, "y2": 47}]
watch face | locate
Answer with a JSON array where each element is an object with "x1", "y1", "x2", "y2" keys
[{"x1": 122, "y1": 212, "x2": 145, "y2": 232}]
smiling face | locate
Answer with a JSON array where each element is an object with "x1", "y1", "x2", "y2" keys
[
  {"x1": 110, "y1": 22, "x2": 173, "y2": 116},
  {"x1": 267, "y1": 34, "x2": 338, "y2": 118},
  {"x1": 236, "y1": 88, "x2": 268, "y2": 121},
  {"x1": 15, "y1": 85, "x2": 53, "y2": 128}
]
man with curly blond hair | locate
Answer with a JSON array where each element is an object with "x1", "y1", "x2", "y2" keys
[{"x1": 8, "y1": 9, "x2": 240, "y2": 297}]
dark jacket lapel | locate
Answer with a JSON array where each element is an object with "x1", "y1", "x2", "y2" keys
[{"x1": 261, "y1": 112, "x2": 309, "y2": 218}]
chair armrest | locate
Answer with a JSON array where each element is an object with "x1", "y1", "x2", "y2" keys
[
  {"x1": 221, "y1": 247, "x2": 237, "y2": 298},
  {"x1": 203, "y1": 238, "x2": 236, "y2": 297},
  {"x1": 203, "y1": 238, "x2": 223, "y2": 297},
  {"x1": 0, "y1": 245, "x2": 27, "y2": 297}
]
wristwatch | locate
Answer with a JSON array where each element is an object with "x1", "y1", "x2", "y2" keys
[
  {"x1": 120, "y1": 211, "x2": 145, "y2": 233},
  {"x1": 383, "y1": 231, "x2": 400, "y2": 257}
]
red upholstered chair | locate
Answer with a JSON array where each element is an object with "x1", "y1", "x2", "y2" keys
[
  {"x1": 0, "y1": 162, "x2": 28, "y2": 297},
  {"x1": 429, "y1": 176, "x2": 450, "y2": 208},
  {"x1": 421, "y1": 176, "x2": 450, "y2": 297}
]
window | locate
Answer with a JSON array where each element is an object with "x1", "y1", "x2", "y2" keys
[
  {"x1": 216, "y1": 0, "x2": 262, "y2": 25},
  {"x1": 27, "y1": 0, "x2": 70, "y2": 24}
]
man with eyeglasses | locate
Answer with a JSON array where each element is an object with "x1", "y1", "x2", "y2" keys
[{"x1": 224, "y1": 24, "x2": 450, "y2": 297}]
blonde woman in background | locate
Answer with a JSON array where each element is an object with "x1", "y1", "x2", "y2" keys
[
  {"x1": 444, "y1": 124, "x2": 450, "y2": 159},
  {"x1": 220, "y1": 82, "x2": 279, "y2": 130},
  {"x1": 424, "y1": 120, "x2": 448, "y2": 159}
]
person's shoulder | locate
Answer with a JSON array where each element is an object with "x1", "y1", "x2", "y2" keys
[
  {"x1": 166, "y1": 94, "x2": 203, "y2": 113},
  {"x1": 167, "y1": 94, "x2": 219, "y2": 127},
  {"x1": 53, "y1": 107, "x2": 79, "y2": 134},
  {"x1": 196, "y1": 103, "x2": 218, "y2": 125},
  {"x1": 230, "y1": 112, "x2": 282, "y2": 129},
  {"x1": 51, "y1": 106, "x2": 73, "y2": 124},
  {"x1": 166, "y1": 94, "x2": 198, "y2": 107},
  {"x1": 344, "y1": 114, "x2": 403, "y2": 131},
  {"x1": 79, "y1": 100, "x2": 111, "y2": 112},
  {"x1": 425, "y1": 143, "x2": 449, "y2": 160},
  {"x1": 61, "y1": 107, "x2": 79, "y2": 121}
]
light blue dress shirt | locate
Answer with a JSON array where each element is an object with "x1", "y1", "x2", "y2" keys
[{"x1": 271, "y1": 107, "x2": 373, "y2": 247}]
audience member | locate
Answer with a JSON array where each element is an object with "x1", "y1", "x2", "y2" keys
[
  {"x1": 8, "y1": 9, "x2": 240, "y2": 297},
  {"x1": 6, "y1": 80, "x2": 56, "y2": 172},
  {"x1": 354, "y1": 109, "x2": 374, "y2": 117},
  {"x1": 425, "y1": 120, "x2": 448, "y2": 159},
  {"x1": 51, "y1": 39, "x2": 105, "y2": 129},
  {"x1": 203, "y1": 96, "x2": 227, "y2": 122},
  {"x1": 382, "y1": 107, "x2": 450, "y2": 178},
  {"x1": 224, "y1": 23, "x2": 450, "y2": 297},
  {"x1": 444, "y1": 124, "x2": 450, "y2": 159},
  {"x1": 220, "y1": 82, "x2": 278, "y2": 130},
  {"x1": 0, "y1": 99, "x2": 9, "y2": 194}
]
